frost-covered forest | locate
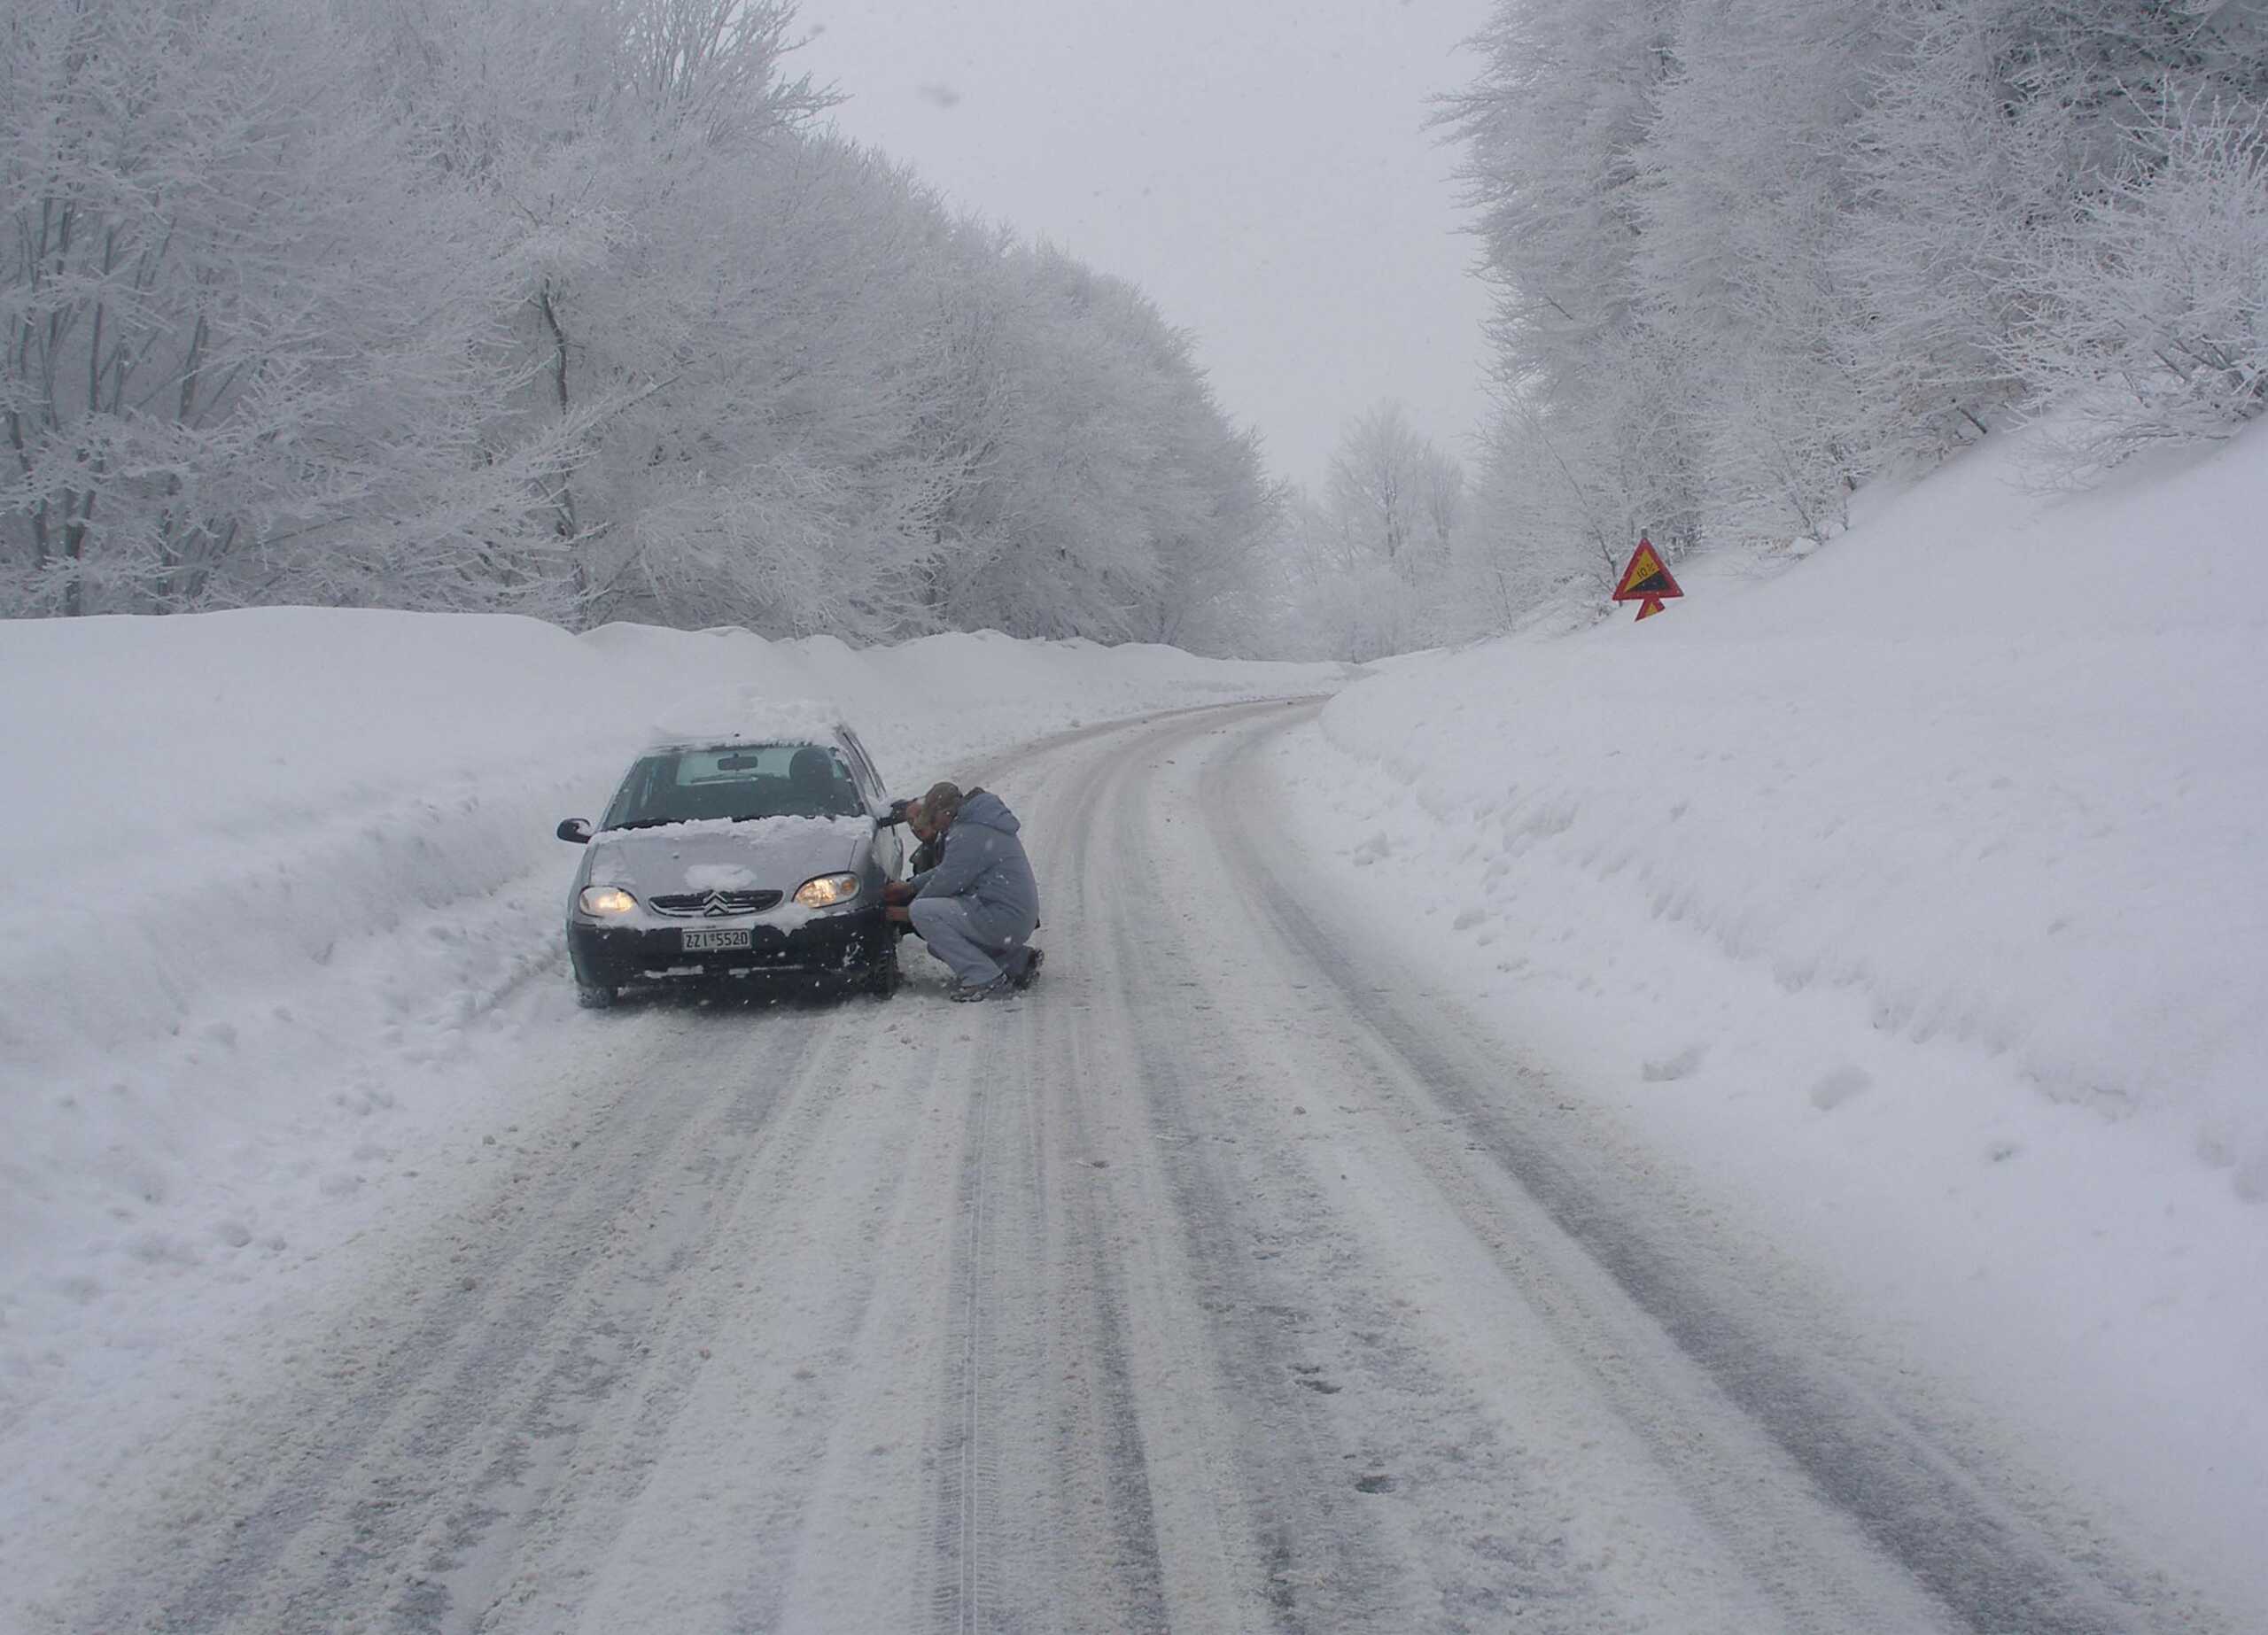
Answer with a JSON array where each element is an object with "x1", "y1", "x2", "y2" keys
[
  {"x1": 1141, "y1": 0, "x2": 2268, "y2": 662},
  {"x1": 1, "y1": 0, "x2": 1276, "y2": 646},
  {"x1": 6, "y1": 0, "x2": 2267, "y2": 657},
  {"x1": 1425, "y1": 0, "x2": 2268, "y2": 631}
]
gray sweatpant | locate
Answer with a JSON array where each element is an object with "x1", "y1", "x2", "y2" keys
[{"x1": 910, "y1": 895, "x2": 1036, "y2": 988}]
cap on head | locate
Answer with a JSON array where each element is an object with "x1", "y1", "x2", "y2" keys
[{"x1": 922, "y1": 780, "x2": 965, "y2": 826}]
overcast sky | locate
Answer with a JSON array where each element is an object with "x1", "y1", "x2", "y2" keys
[{"x1": 789, "y1": 0, "x2": 1499, "y2": 493}]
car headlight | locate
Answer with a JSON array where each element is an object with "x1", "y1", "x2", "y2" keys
[
  {"x1": 794, "y1": 872, "x2": 861, "y2": 909},
  {"x1": 579, "y1": 886, "x2": 638, "y2": 916}
]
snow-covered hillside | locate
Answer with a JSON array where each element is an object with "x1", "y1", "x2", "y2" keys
[
  {"x1": 0, "y1": 616, "x2": 1339, "y2": 1431},
  {"x1": 1276, "y1": 423, "x2": 2268, "y2": 1602}
]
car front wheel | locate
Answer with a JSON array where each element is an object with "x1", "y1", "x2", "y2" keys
[
  {"x1": 577, "y1": 981, "x2": 617, "y2": 1010},
  {"x1": 863, "y1": 939, "x2": 901, "y2": 998}
]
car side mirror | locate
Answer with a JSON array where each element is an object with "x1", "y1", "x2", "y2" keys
[
  {"x1": 556, "y1": 818, "x2": 593, "y2": 844},
  {"x1": 882, "y1": 798, "x2": 913, "y2": 827}
]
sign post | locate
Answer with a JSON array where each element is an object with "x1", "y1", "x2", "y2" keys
[{"x1": 1612, "y1": 535, "x2": 1683, "y2": 622}]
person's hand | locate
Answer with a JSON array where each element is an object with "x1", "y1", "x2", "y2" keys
[
  {"x1": 884, "y1": 903, "x2": 913, "y2": 925},
  {"x1": 882, "y1": 879, "x2": 916, "y2": 906}
]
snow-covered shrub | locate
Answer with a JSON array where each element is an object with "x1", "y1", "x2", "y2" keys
[{"x1": 2015, "y1": 98, "x2": 2268, "y2": 470}]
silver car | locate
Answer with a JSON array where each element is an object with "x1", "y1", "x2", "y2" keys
[{"x1": 555, "y1": 725, "x2": 905, "y2": 1007}]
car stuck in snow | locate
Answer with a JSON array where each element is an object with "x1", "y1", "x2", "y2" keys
[{"x1": 555, "y1": 723, "x2": 905, "y2": 1006}]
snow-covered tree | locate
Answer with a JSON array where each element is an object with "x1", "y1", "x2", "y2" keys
[
  {"x1": 1257, "y1": 403, "x2": 1474, "y2": 660},
  {"x1": 1634, "y1": 0, "x2": 1889, "y2": 540},
  {"x1": 910, "y1": 244, "x2": 1275, "y2": 647},
  {"x1": 4, "y1": 0, "x2": 1281, "y2": 641},
  {"x1": 1438, "y1": 0, "x2": 1706, "y2": 571},
  {"x1": 1324, "y1": 402, "x2": 1432, "y2": 578},
  {"x1": 360, "y1": 0, "x2": 863, "y2": 627},
  {"x1": 1443, "y1": 0, "x2": 2268, "y2": 632},
  {"x1": 0, "y1": 0, "x2": 577, "y2": 616},
  {"x1": 2014, "y1": 93, "x2": 2268, "y2": 468}
]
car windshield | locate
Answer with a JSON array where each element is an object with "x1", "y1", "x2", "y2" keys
[{"x1": 602, "y1": 742, "x2": 864, "y2": 829}]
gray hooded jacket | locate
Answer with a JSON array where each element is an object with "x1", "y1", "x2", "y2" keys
[{"x1": 912, "y1": 789, "x2": 1040, "y2": 931}]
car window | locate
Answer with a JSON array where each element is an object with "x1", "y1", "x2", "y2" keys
[
  {"x1": 837, "y1": 727, "x2": 884, "y2": 805},
  {"x1": 601, "y1": 742, "x2": 863, "y2": 828}
]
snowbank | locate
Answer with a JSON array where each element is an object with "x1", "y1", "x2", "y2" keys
[
  {"x1": 1274, "y1": 423, "x2": 2268, "y2": 1593},
  {"x1": 0, "y1": 612, "x2": 1336, "y2": 1412}
]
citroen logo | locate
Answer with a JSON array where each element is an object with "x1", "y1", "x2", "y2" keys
[{"x1": 702, "y1": 890, "x2": 732, "y2": 917}]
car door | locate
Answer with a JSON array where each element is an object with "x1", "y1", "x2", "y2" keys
[{"x1": 837, "y1": 728, "x2": 900, "y2": 877}]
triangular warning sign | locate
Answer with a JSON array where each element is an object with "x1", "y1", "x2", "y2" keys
[
  {"x1": 1634, "y1": 595, "x2": 1667, "y2": 621},
  {"x1": 1612, "y1": 536, "x2": 1683, "y2": 604}
]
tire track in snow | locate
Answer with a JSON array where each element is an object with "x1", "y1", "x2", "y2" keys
[
  {"x1": 917, "y1": 709, "x2": 1177, "y2": 1635},
  {"x1": 1196, "y1": 702, "x2": 2225, "y2": 1635},
  {"x1": 1087, "y1": 706, "x2": 1417, "y2": 1632},
  {"x1": 485, "y1": 1006, "x2": 959, "y2": 1634},
  {"x1": 73, "y1": 996, "x2": 843, "y2": 1635},
  {"x1": 925, "y1": 1038, "x2": 1002, "y2": 1635},
  {"x1": 1125, "y1": 709, "x2": 1943, "y2": 1631},
  {"x1": 1009, "y1": 710, "x2": 1183, "y2": 1630},
  {"x1": 1090, "y1": 702, "x2": 1731, "y2": 1631}
]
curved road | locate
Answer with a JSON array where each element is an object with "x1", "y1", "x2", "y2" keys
[{"x1": 57, "y1": 701, "x2": 2226, "y2": 1633}]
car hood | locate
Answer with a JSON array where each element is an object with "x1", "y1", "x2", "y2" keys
[{"x1": 586, "y1": 816, "x2": 867, "y2": 896}]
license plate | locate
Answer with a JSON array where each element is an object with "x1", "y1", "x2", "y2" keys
[{"x1": 681, "y1": 928, "x2": 752, "y2": 952}]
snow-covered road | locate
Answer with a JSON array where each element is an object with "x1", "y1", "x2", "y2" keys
[{"x1": 35, "y1": 701, "x2": 2230, "y2": 1633}]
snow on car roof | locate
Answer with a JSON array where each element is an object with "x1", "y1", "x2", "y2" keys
[{"x1": 646, "y1": 693, "x2": 847, "y2": 750}]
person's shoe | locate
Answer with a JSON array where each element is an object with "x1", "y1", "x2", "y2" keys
[
  {"x1": 1010, "y1": 947, "x2": 1045, "y2": 990},
  {"x1": 949, "y1": 973, "x2": 1013, "y2": 1003}
]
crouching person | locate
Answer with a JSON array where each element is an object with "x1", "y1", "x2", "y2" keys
[{"x1": 882, "y1": 781, "x2": 1042, "y2": 1002}]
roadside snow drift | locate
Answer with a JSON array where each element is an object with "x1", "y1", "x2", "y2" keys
[
  {"x1": 0, "y1": 615, "x2": 1337, "y2": 1413},
  {"x1": 1277, "y1": 423, "x2": 2268, "y2": 1597}
]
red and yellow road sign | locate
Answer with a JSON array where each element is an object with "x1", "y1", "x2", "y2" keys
[{"x1": 1612, "y1": 536, "x2": 1682, "y2": 621}]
